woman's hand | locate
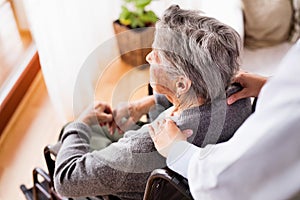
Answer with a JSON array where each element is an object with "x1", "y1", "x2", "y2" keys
[
  {"x1": 111, "y1": 96, "x2": 156, "y2": 134},
  {"x1": 111, "y1": 102, "x2": 142, "y2": 134},
  {"x1": 149, "y1": 119, "x2": 193, "y2": 157},
  {"x1": 227, "y1": 71, "x2": 268, "y2": 105},
  {"x1": 77, "y1": 101, "x2": 113, "y2": 127}
]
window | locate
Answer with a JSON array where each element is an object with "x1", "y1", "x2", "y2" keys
[{"x1": 0, "y1": 0, "x2": 40, "y2": 135}]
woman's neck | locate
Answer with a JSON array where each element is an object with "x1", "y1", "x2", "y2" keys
[{"x1": 172, "y1": 97, "x2": 205, "y2": 116}]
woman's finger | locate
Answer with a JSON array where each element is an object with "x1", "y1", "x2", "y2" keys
[
  {"x1": 109, "y1": 121, "x2": 117, "y2": 135},
  {"x1": 97, "y1": 112, "x2": 113, "y2": 123}
]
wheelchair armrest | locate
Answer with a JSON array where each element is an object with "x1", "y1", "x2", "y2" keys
[
  {"x1": 44, "y1": 143, "x2": 61, "y2": 183},
  {"x1": 144, "y1": 167, "x2": 193, "y2": 200},
  {"x1": 44, "y1": 142, "x2": 61, "y2": 157}
]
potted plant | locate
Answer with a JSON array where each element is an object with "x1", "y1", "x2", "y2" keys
[{"x1": 113, "y1": 0, "x2": 158, "y2": 67}]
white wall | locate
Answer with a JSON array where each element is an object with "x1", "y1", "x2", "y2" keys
[{"x1": 11, "y1": 0, "x2": 29, "y2": 30}]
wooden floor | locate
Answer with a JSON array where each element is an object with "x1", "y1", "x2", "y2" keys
[
  {"x1": 0, "y1": 72, "x2": 64, "y2": 199},
  {"x1": 0, "y1": 2, "x2": 54, "y2": 199},
  {"x1": 0, "y1": 58, "x2": 149, "y2": 199}
]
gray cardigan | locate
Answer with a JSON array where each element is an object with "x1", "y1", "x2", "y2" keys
[{"x1": 54, "y1": 88, "x2": 252, "y2": 200}]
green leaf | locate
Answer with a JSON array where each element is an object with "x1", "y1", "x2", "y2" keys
[
  {"x1": 119, "y1": 5, "x2": 131, "y2": 20},
  {"x1": 140, "y1": 10, "x2": 158, "y2": 23},
  {"x1": 119, "y1": 0, "x2": 157, "y2": 28},
  {"x1": 136, "y1": 7, "x2": 144, "y2": 16},
  {"x1": 131, "y1": 20, "x2": 138, "y2": 28},
  {"x1": 136, "y1": 18, "x2": 145, "y2": 28},
  {"x1": 120, "y1": 18, "x2": 132, "y2": 26},
  {"x1": 129, "y1": 14, "x2": 145, "y2": 28},
  {"x1": 119, "y1": 6, "x2": 134, "y2": 26},
  {"x1": 135, "y1": 0, "x2": 151, "y2": 8}
]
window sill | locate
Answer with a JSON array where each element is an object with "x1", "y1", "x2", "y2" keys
[{"x1": 0, "y1": 43, "x2": 41, "y2": 135}]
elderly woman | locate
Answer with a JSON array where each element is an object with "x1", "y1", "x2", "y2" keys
[{"x1": 54, "y1": 5, "x2": 251, "y2": 200}]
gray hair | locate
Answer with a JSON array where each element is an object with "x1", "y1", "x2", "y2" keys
[{"x1": 153, "y1": 5, "x2": 241, "y2": 102}]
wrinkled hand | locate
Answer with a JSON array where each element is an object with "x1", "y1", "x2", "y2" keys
[
  {"x1": 111, "y1": 102, "x2": 144, "y2": 134},
  {"x1": 149, "y1": 119, "x2": 193, "y2": 157},
  {"x1": 111, "y1": 96, "x2": 155, "y2": 134},
  {"x1": 227, "y1": 71, "x2": 268, "y2": 105},
  {"x1": 77, "y1": 101, "x2": 113, "y2": 127}
]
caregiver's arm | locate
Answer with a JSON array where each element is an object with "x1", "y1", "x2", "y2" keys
[
  {"x1": 151, "y1": 108, "x2": 300, "y2": 200},
  {"x1": 149, "y1": 119, "x2": 196, "y2": 178}
]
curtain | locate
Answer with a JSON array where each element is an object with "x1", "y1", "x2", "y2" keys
[{"x1": 23, "y1": 0, "x2": 123, "y2": 122}]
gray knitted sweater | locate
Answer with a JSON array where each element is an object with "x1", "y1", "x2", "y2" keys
[{"x1": 54, "y1": 87, "x2": 252, "y2": 200}]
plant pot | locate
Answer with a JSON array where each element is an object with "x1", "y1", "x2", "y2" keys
[{"x1": 113, "y1": 20, "x2": 155, "y2": 67}]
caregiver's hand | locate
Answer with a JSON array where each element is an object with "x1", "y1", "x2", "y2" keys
[
  {"x1": 149, "y1": 119, "x2": 193, "y2": 157},
  {"x1": 227, "y1": 71, "x2": 268, "y2": 105}
]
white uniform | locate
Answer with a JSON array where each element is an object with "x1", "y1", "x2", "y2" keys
[{"x1": 167, "y1": 40, "x2": 300, "y2": 200}]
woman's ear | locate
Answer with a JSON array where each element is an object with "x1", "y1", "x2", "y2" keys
[{"x1": 176, "y1": 76, "x2": 191, "y2": 96}]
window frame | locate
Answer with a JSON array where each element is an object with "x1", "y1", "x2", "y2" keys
[
  {"x1": 0, "y1": 45, "x2": 40, "y2": 136},
  {"x1": 0, "y1": 0, "x2": 40, "y2": 136}
]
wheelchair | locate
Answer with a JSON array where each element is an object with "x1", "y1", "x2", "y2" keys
[
  {"x1": 20, "y1": 134, "x2": 193, "y2": 200},
  {"x1": 20, "y1": 83, "x2": 257, "y2": 200}
]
